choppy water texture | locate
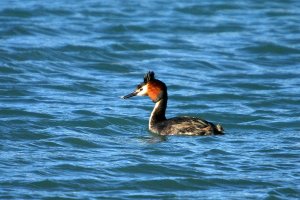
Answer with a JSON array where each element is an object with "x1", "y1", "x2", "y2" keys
[{"x1": 1, "y1": 0, "x2": 300, "y2": 199}]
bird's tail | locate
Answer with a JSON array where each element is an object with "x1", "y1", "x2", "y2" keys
[{"x1": 215, "y1": 124, "x2": 224, "y2": 134}]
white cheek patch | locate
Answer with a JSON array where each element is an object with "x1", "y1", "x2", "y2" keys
[{"x1": 136, "y1": 85, "x2": 148, "y2": 96}]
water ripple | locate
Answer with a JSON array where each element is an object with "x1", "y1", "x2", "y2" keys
[{"x1": 1, "y1": 0, "x2": 300, "y2": 199}]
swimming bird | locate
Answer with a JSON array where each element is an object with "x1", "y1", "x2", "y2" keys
[{"x1": 122, "y1": 71, "x2": 224, "y2": 136}]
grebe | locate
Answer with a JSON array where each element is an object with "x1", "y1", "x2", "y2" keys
[{"x1": 122, "y1": 71, "x2": 224, "y2": 136}]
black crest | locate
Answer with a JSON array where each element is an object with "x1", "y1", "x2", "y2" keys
[{"x1": 144, "y1": 71, "x2": 155, "y2": 83}]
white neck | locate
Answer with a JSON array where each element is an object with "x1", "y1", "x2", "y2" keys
[
  {"x1": 148, "y1": 98, "x2": 167, "y2": 130},
  {"x1": 149, "y1": 101, "x2": 161, "y2": 129}
]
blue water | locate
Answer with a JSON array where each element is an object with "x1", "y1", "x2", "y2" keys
[{"x1": 1, "y1": 0, "x2": 300, "y2": 199}]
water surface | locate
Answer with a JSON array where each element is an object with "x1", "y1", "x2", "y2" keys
[{"x1": 1, "y1": 0, "x2": 300, "y2": 199}]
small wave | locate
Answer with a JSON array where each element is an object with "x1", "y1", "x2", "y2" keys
[
  {"x1": 240, "y1": 42, "x2": 300, "y2": 55},
  {"x1": 60, "y1": 136, "x2": 100, "y2": 148}
]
